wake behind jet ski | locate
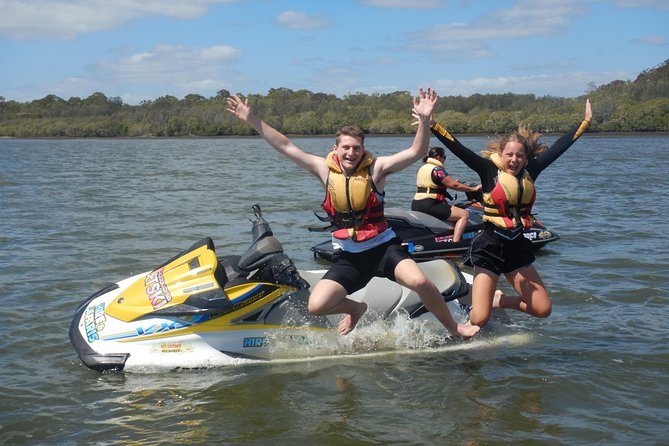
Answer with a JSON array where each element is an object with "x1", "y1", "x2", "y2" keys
[
  {"x1": 69, "y1": 205, "x2": 473, "y2": 372},
  {"x1": 311, "y1": 190, "x2": 559, "y2": 262}
]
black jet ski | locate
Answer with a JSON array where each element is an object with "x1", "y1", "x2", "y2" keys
[
  {"x1": 311, "y1": 191, "x2": 559, "y2": 262},
  {"x1": 69, "y1": 205, "x2": 473, "y2": 372}
]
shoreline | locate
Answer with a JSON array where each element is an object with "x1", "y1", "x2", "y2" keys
[{"x1": 2, "y1": 131, "x2": 668, "y2": 140}]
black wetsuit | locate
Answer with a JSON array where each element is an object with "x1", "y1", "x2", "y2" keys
[{"x1": 430, "y1": 120, "x2": 590, "y2": 274}]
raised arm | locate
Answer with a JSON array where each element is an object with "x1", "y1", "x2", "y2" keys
[
  {"x1": 430, "y1": 121, "x2": 490, "y2": 176},
  {"x1": 226, "y1": 95, "x2": 328, "y2": 183},
  {"x1": 531, "y1": 99, "x2": 593, "y2": 176},
  {"x1": 373, "y1": 87, "x2": 438, "y2": 177}
]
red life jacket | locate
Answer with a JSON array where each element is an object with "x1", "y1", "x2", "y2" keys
[
  {"x1": 321, "y1": 151, "x2": 387, "y2": 242},
  {"x1": 483, "y1": 153, "x2": 536, "y2": 230}
]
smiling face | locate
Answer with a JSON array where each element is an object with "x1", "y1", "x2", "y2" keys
[
  {"x1": 333, "y1": 135, "x2": 365, "y2": 175},
  {"x1": 500, "y1": 141, "x2": 527, "y2": 176}
]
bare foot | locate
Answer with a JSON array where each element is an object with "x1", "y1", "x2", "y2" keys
[
  {"x1": 338, "y1": 302, "x2": 367, "y2": 335},
  {"x1": 456, "y1": 322, "x2": 480, "y2": 340},
  {"x1": 492, "y1": 290, "x2": 504, "y2": 308}
]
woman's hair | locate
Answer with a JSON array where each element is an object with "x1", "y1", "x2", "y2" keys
[
  {"x1": 336, "y1": 125, "x2": 365, "y2": 145},
  {"x1": 423, "y1": 146, "x2": 445, "y2": 163},
  {"x1": 482, "y1": 126, "x2": 548, "y2": 159}
]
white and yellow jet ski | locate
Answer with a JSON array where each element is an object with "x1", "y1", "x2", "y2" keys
[{"x1": 69, "y1": 205, "x2": 473, "y2": 372}]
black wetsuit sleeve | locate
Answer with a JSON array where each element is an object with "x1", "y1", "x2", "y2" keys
[
  {"x1": 528, "y1": 120, "x2": 590, "y2": 179},
  {"x1": 431, "y1": 122, "x2": 497, "y2": 190}
]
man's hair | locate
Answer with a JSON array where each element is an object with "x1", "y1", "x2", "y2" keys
[{"x1": 336, "y1": 125, "x2": 365, "y2": 145}]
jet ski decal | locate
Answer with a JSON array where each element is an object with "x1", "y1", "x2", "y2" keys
[
  {"x1": 84, "y1": 302, "x2": 106, "y2": 342},
  {"x1": 144, "y1": 267, "x2": 172, "y2": 310},
  {"x1": 101, "y1": 319, "x2": 194, "y2": 341}
]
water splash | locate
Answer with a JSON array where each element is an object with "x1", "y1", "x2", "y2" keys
[{"x1": 263, "y1": 312, "x2": 532, "y2": 364}]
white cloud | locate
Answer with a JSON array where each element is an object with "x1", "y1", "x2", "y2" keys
[
  {"x1": 356, "y1": 0, "x2": 444, "y2": 8},
  {"x1": 94, "y1": 44, "x2": 242, "y2": 84},
  {"x1": 614, "y1": 0, "x2": 669, "y2": 9},
  {"x1": 408, "y1": 0, "x2": 584, "y2": 58},
  {"x1": 275, "y1": 11, "x2": 329, "y2": 30},
  {"x1": 434, "y1": 70, "x2": 632, "y2": 98},
  {"x1": 3, "y1": 44, "x2": 243, "y2": 103},
  {"x1": 350, "y1": 55, "x2": 402, "y2": 67},
  {"x1": 631, "y1": 35, "x2": 667, "y2": 46},
  {"x1": 0, "y1": 0, "x2": 236, "y2": 40},
  {"x1": 1, "y1": 76, "x2": 99, "y2": 103},
  {"x1": 182, "y1": 79, "x2": 228, "y2": 91}
]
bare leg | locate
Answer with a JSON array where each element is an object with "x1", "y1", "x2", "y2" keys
[
  {"x1": 469, "y1": 267, "x2": 500, "y2": 327},
  {"x1": 448, "y1": 207, "x2": 470, "y2": 242},
  {"x1": 504, "y1": 265, "x2": 552, "y2": 318},
  {"x1": 393, "y1": 259, "x2": 480, "y2": 339},
  {"x1": 308, "y1": 278, "x2": 367, "y2": 335}
]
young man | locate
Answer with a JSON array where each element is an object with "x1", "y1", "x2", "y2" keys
[{"x1": 226, "y1": 88, "x2": 479, "y2": 339}]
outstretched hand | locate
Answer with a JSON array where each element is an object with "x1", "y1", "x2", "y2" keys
[
  {"x1": 413, "y1": 87, "x2": 438, "y2": 117},
  {"x1": 584, "y1": 98, "x2": 592, "y2": 122},
  {"x1": 411, "y1": 87, "x2": 438, "y2": 125},
  {"x1": 226, "y1": 94, "x2": 252, "y2": 122}
]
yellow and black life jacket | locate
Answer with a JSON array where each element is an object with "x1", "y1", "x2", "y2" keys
[
  {"x1": 321, "y1": 151, "x2": 387, "y2": 241},
  {"x1": 482, "y1": 153, "x2": 536, "y2": 230},
  {"x1": 414, "y1": 157, "x2": 453, "y2": 202}
]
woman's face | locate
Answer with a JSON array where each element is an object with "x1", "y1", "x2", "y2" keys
[{"x1": 501, "y1": 141, "x2": 526, "y2": 175}]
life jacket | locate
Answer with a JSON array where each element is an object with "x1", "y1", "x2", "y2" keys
[
  {"x1": 413, "y1": 157, "x2": 453, "y2": 202},
  {"x1": 321, "y1": 151, "x2": 387, "y2": 242},
  {"x1": 482, "y1": 153, "x2": 536, "y2": 230}
]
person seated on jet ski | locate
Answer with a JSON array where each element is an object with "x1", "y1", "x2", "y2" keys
[
  {"x1": 226, "y1": 88, "x2": 479, "y2": 340},
  {"x1": 411, "y1": 146, "x2": 482, "y2": 242},
  {"x1": 429, "y1": 99, "x2": 592, "y2": 328}
]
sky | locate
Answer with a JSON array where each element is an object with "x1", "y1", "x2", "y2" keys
[{"x1": 1, "y1": 0, "x2": 668, "y2": 105}]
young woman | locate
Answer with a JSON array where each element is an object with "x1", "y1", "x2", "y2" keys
[
  {"x1": 411, "y1": 146, "x2": 481, "y2": 242},
  {"x1": 430, "y1": 100, "x2": 592, "y2": 326}
]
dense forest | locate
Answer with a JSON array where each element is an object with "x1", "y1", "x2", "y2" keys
[{"x1": 1, "y1": 59, "x2": 667, "y2": 137}]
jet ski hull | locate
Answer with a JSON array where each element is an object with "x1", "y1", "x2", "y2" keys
[
  {"x1": 69, "y1": 206, "x2": 474, "y2": 372},
  {"x1": 70, "y1": 264, "x2": 471, "y2": 372}
]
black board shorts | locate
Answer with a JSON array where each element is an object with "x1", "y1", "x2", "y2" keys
[
  {"x1": 411, "y1": 197, "x2": 453, "y2": 219},
  {"x1": 322, "y1": 237, "x2": 410, "y2": 295},
  {"x1": 467, "y1": 225, "x2": 535, "y2": 275}
]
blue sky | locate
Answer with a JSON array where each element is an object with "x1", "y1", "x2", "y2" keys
[{"x1": 1, "y1": 0, "x2": 667, "y2": 104}]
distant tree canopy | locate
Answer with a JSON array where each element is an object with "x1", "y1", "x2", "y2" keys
[{"x1": 1, "y1": 59, "x2": 667, "y2": 137}]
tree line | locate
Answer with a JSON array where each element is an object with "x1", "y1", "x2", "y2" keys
[{"x1": 1, "y1": 59, "x2": 667, "y2": 138}]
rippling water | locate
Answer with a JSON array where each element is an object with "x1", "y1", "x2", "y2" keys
[{"x1": 1, "y1": 135, "x2": 668, "y2": 444}]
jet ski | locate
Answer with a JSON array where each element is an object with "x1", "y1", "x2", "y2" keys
[
  {"x1": 69, "y1": 205, "x2": 473, "y2": 372},
  {"x1": 311, "y1": 190, "x2": 559, "y2": 262}
]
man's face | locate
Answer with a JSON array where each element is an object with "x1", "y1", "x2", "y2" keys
[{"x1": 333, "y1": 135, "x2": 365, "y2": 174}]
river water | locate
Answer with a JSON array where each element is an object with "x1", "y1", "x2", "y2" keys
[{"x1": 1, "y1": 134, "x2": 668, "y2": 445}]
